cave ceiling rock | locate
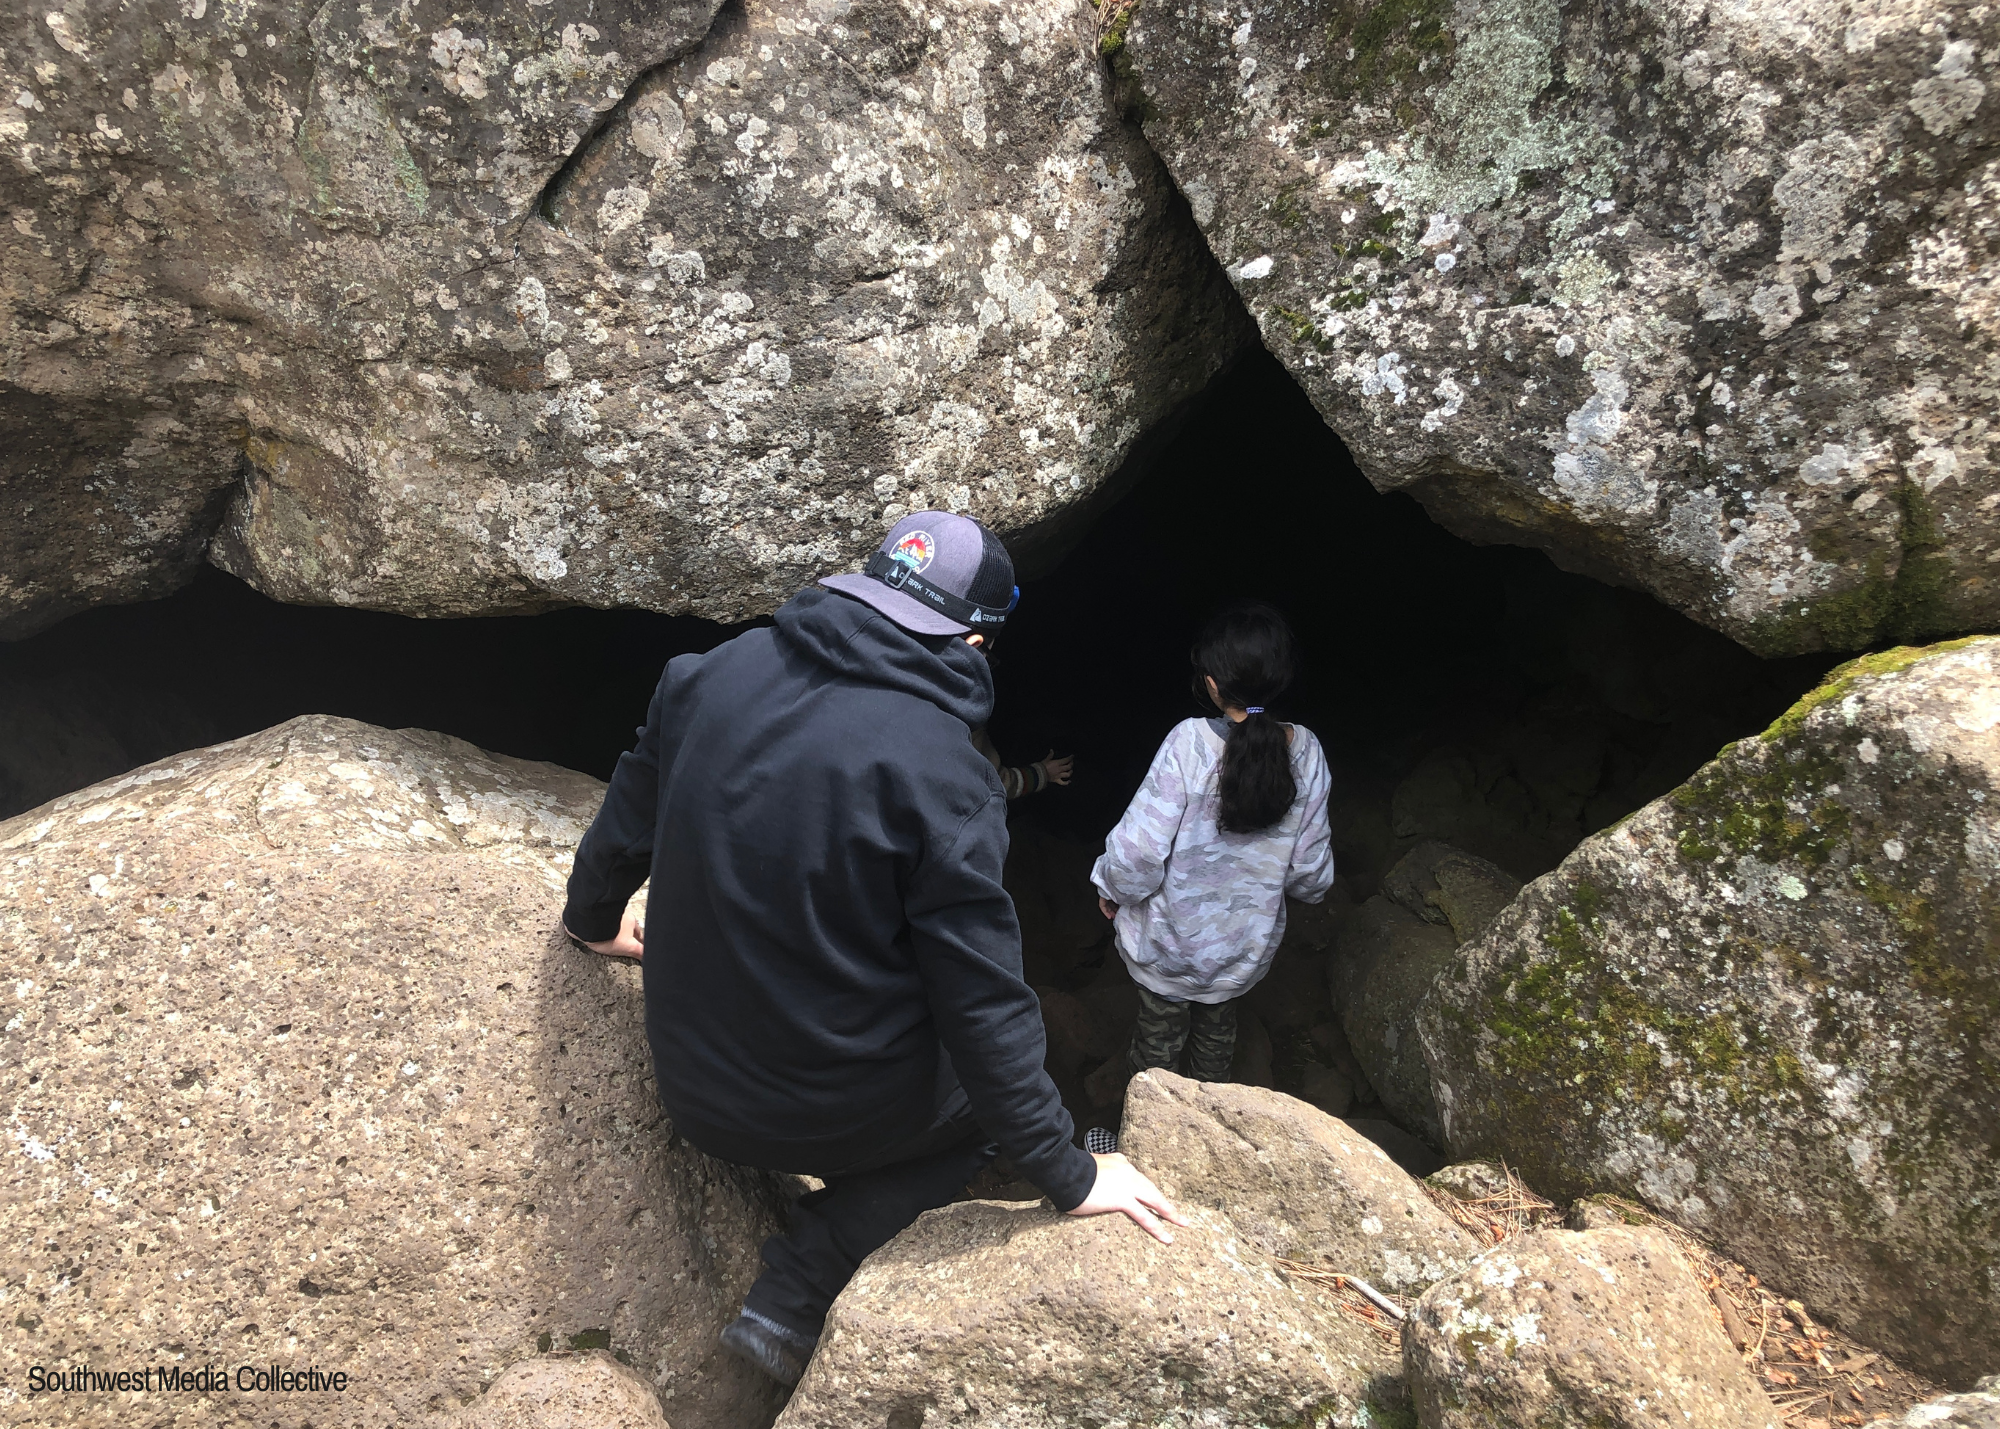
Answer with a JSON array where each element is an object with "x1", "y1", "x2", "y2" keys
[
  {"x1": 0, "y1": 0, "x2": 1250, "y2": 637},
  {"x1": 1124, "y1": 0, "x2": 2000, "y2": 655},
  {"x1": 1418, "y1": 636, "x2": 2000, "y2": 1388}
]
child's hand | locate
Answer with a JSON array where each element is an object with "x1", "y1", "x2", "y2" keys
[
  {"x1": 569, "y1": 912, "x2": 644, "y2": 961},
  {"x1": 1067, "y1": 1152, "x2": 1186, "y2": 1244},
  {"x1": 1098, "y1": 896, "x2": 1118, "y2": 920},
  {"x1": 1038, "y1": 750, "x2": 1075, "y2": 786}
]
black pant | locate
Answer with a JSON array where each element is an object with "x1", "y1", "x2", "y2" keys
[
  {"x1": 1126, "y1": 984, "x2": 1238, "y2": 1081},
  {"x1": 740, "y1": 1090, "x2": 998, "y2": 1338}
]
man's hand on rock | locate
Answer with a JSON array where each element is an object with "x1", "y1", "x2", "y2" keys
[
  {"x1": 569, "y1": 912, "x2": 644, "y2": 961},
  {"x1": 1067, "y1": 1152, "x2": 1186, "y2": 1244}
]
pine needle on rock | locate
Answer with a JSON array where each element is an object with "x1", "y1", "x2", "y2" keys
[{"x1": 1419, "y1": 1160, "x2": 1562, "y2": 1245}]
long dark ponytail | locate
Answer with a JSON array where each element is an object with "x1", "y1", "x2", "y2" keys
[{"x1": 1192, "y1": 603, "x2": 1299, "y2": 834}]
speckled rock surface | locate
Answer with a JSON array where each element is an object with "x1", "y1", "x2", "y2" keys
[
  {"x1": 0, "y1": 716, "x2": 788, "y2": 1428},
  {"x1": 1418, "y1": 637, "x2": 2000, "y2": 1386},
  {"x1": 1403, "y1": 1226, "x2": 1776, "y2": 1428},
  {"x1": 1124, "y1": 0, "x2": 2000, "y2": 655},
  {"x1": 1118, "y1": 1068, "x2": 1476, "y2": 1297},
  {"x1": 452, "y1": 1352, "x2": 671, "y2": 1429},
  {"x1": 774, "y1": 1197, "x2": 1408, "y2": 1429},
  {"x1": 0, "y1": 0, "x2": 1247, "y2": 637},
  {"x1": 1900, "y1": 1378, "x2": 2000, "y2": 1427}
]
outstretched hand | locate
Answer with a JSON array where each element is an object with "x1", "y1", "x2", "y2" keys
[
  {"x1": 1038, "y1": 750, "x2": 1075, "y2": 786},
  {"x1": 570, "y1": 911, "x2": 644, "y2": 961},
  {"x1": 1066, "y1": 1152, "x2": 1187, "y2": 1244}
]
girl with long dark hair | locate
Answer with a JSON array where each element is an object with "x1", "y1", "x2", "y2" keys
[{"x1": 1090, "y1": 602, "x2": 1335, "y2": 1083}]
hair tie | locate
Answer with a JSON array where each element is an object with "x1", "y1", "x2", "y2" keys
[{"x1": 1244, "y1": 706, "x2": 1265, "y2": 715}]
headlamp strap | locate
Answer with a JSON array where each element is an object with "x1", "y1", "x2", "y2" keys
[{"x1": 864, "y1": 551, "x2": 1012, "y2": 627}]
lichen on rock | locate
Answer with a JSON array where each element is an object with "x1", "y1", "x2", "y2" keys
[
  {"x1": 1404, "y1": 1226, "x2": 1777, "y2": 1428},
  {"x1": 0, "y1": 0, "x2": 1249, "y2": 636},
  {"x1": 1417, "y1": 636, "x2": 2000, "y2": 1387},
  {"x1": 1125, "y1": 0, "x2": 2000, "y2": 655}
]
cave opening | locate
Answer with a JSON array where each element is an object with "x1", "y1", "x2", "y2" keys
[{"x1": 2, "y1": 350, "x2": 1838, "y2": 1154}]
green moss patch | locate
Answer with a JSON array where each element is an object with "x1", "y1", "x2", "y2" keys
[
  {"x1": 1322, "y1": 0, "x2": 1456, "y2": 102},
  {"x1": 1450, "y1": 879, "x2": 1809, "y2": 1186},
  {"x1": 1762, "y1": 637, "x2": 1985, "y2": 742},
  {"x1": 1670, "y1": 743, "x2": 1849, "y2": 868},
  {"x1": 1752, "y1": 484, "x2": 1971, "y2": 653}
]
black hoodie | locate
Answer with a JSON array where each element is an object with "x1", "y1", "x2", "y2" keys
[{"x1": 562, "y1": 586, "x2": 1096, "y2": 1209}]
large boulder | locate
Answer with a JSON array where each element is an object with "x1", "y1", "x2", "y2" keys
[
  {"x1": 1336, "y1": 844, "x2": 1520, "y2": 1144},
  {"x1": 0, "y1": 716, "x2": 788, "y2": 1427},
  {"x1": 1403, "y1": 1226, "x2": 1776, "y2": 1428},
  {"x1": 0, "y1": 0, "x2": 1248, "y2": 638},
  {"x1": 1336, "y1": 898, "x2": 1459, "y2": 1142},
  {"x1": 1419, "y1": 637, "x2": 2000, "y2": 1387},
  {"x1": 1123, "y1": 0, "x2": 2000, "y2": 655},
  {"x1": 1120, "y1": 1069, "x2": 1479, "y2": 1295},
  {"x1": 776, "y1": 1070, "x2": 1430, "y2": 1429},
  {"x1": 775, "y1": 1197, "x2": 1409, "y2": 1429}
]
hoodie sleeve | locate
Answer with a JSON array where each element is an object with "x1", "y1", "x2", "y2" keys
[
  {"x1": 906, "y1": 793, "x2": 1098, "y2": 1211},
  {"x1": 1283, "y1": 737, "x2": 1337, "y2": 904},
  {"x1": 1090, "y1": 725, "x2": 1191, "y2": 907},
  {"x1": 562, "y1": 672, "x2": 667, "y2": 942}
]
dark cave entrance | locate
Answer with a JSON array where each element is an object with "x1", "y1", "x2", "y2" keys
[
  {"x1": 987, "y1": 348, "x2": 1834, "y2": 887},
  {"x1": 1, "y1": 350, "x2": 1837, "y2": 1155}
]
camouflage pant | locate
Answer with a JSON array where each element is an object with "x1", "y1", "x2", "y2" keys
[{"x1": 1125, "y1": 985, "x2": 1238, "y2": 1083}]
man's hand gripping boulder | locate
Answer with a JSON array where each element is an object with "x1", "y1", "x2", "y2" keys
[{"x1": 1068, "y1": 1152, "x2": 1187, "y2": 1244}]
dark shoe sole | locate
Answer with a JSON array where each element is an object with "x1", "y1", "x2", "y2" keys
[{"x1": 721, "y1": 1317, "x2": 810, "y2": 1387}]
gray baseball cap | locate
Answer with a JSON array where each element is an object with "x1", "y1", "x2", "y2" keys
[{"x1": 820, "y1": 511, "x2": 1018, "y2": 636}]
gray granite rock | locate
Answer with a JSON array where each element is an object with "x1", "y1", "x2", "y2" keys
[
  {"x1": 1335, "y1": 845, "x2": 1522, "y2": 1144},
  {"x1": 1404, "y1": 1226, "x2": 1776, "y2": 1428},
  {"x1": 1335, "y1": 894, "x2": 1460, "y2": 1143},
  {"x1": 1419, "y1": 637, "x2": 2000, "y2": 1387},
  {"x1": 774, "y1": 1195, "x2": 1409, "y2": 1429},
  {"x1": 1124, "y1": 0, "x2": 2000, "y2": 655},
  {"x1": 0, "y1": 0, "x2": 1248, "y2": 636},
  {"x1": 776, "y1": 1068, "x2": 1425, "y2": 1429},
  {"x1": 1899, "y1": 1380, "x2": 2000, "y2": 1427}
]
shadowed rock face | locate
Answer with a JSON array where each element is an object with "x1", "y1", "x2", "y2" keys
[
  {"x1": 1418, "y1": 638, "x2": 2000, "y2": 1387},
  {"x1": 0, "y1": 0, "x2": 1248, "y2": 637},
  {"x1": 1124, "y1": 0, "x2": 2000, "y2": 655},
  {"x1": 0, "y1": 716, "x2": 788, "y2": 1428}
]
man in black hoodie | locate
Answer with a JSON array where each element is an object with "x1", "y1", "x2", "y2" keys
[{"x1": 561, "y1": 512, "x2": 1183, "y2": 1385}]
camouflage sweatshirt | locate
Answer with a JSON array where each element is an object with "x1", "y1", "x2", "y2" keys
[{"x1": 1090, "y1": 717, "x2": 1336, "y2": 1004}]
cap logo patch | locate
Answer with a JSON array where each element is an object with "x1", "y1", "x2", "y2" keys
[{"x1": 889, "y1": 530, "x2": 936, "y2": 573}]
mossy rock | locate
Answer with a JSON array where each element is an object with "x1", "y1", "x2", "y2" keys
[{"x1": 1416, "y1": 637, "x2": 2000, "y2": 1390}]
